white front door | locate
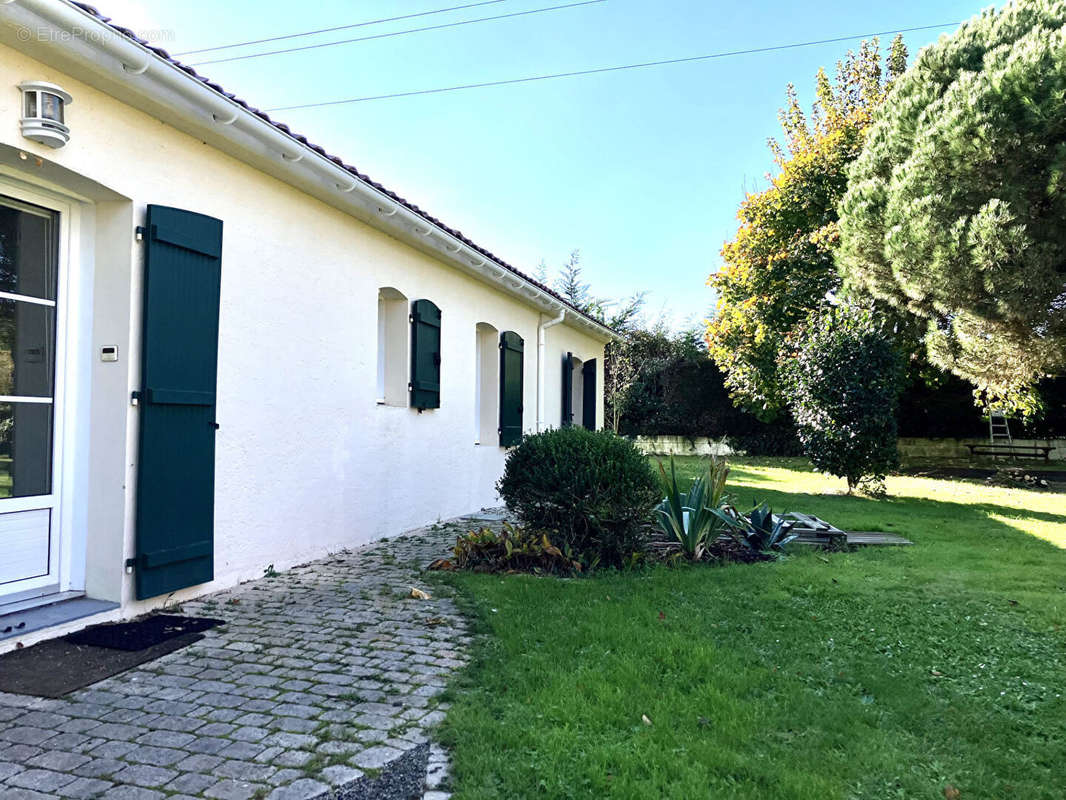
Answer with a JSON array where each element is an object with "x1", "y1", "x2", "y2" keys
[{"x1": 0, "y1": 194, "x2": 65, "y2": 606}]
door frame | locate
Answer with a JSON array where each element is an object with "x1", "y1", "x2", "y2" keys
[{"x1": 0, "y1": 176, "x2": 84, "y2": 606}]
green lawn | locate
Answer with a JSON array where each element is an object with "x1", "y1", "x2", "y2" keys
[{"x1": 434, "y1": 457, "x2": 1066, "y2": 799}]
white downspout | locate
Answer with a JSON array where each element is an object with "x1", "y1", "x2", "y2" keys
[{"x1": 537, "y1": 305, "x2": 567, "y2": 432}]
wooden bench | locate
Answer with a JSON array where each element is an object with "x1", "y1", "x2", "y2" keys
[{"x1": 964, "y1": 443, "x2": 1052, "y2": 461}]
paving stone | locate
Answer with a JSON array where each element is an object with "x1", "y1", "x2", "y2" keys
[
  {"x1": 134, "y1": 730, "x2": 196, "y2": 748},
  {"x1": 350, "y1": 745, "x2": 404, "y2": 770},
  {"x1": 122, "y1": 745, "x2": 186, "y2": 766},
  {"x1": 216, "y1": 741, "x2": 265, "y2": 761},
  {"x1": 7, "y1": 767, "x2": 78, "y2": 792},
  {"x1": 58, "y1": 776, "x2": 116, "y2": 798},
  {"x1": 270, "y1": 750, "x2": 313, "y2": 768},
  {"x1": 214, "y1": 759, "x2": 272, "y2": 781},
  {"x1": 174, "y1": 753, "x2": 223, "y2": 772},
  {"x1": 265, "y1": 779, "x2": 329, "y2": 800},
  {"x1": 0, "y1": 789, "x2": 56, "y2": 800},
  {"x1": 99, "y1": 787, "x2": 166, "y2": 800},
  {"x1": 0, "y1": 727, "x2": 58, "y2": 746},
  {"x1": 203, "y1": 778, "x2": 266, "y2": 800},
  {"x1": 162, "y1": 773, "x2": 218, "y2": 795},
  {"x1": 110, "y1": 763, "x2": 178, "y2": 788},
  {"x1": 319, "y1": 764, "x2": 364, "y2": 785},
  {"x1": 26, "y1": 750, "x2": 91, "y2": 772},
  {"x1": 90, "y1": 741, "x2": 137, "y2": 760}
]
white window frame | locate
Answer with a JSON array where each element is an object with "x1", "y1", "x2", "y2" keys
[
  {"x1": 0, "y1": 178, "x2": 83, "y2": 605},
  {"x1": 376, "y1": 287, "x2": 409, "y2": 407},
  {"x1": 474, "y1": 322, "x2": 498, "y2": 444}
]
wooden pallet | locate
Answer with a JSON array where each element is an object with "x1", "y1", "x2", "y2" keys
[
  {"x1": 791, "y1": 529, "x2": 913, "y2": 547},
  {"x1": 779, "y1": 513, "x2": 913, "y2": 547}
]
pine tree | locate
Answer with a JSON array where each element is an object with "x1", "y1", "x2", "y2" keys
[{"x1": 838, "y1": 4, "x2": 1066, "y2": 413}]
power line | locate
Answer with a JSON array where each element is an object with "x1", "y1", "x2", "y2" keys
[
  {"x1": 264, "y1": 21, "x2": 960, "y2": 111},
  {"x1": 189, "y1": 0, "x2": 606, "y2": 66},
  {"x1": 175, "y1": 0, "x2": 509, "y2": 56}
]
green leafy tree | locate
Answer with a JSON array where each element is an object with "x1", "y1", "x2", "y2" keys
[
  {"x1": 787, "y1": 307, "x2": 904, "y2": 493},
  {"x1": 838, "y1": 2, "x2": 1066, "y2": 414},
  {"x1": 545, "y1": 250, "x2": 647, "y2": 431},
  {"x1": 707, "y1": 37, "x2": 907, "y2": 419},
  {"x1": 604, "y1": 322, "x2": 703, "y2": 432}
]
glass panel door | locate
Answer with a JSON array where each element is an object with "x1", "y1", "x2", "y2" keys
[{"x1": 0, "y1": 196, "x2": 61, "y2": 603}]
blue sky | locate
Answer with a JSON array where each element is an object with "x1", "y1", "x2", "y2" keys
[{"x1": 109, "y1": 0, "x2": 987, "y2": 328}]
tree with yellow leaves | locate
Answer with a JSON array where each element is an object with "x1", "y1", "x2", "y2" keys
[{"x1": 706, "y1": 37, "x2": 907, "y2": 419}]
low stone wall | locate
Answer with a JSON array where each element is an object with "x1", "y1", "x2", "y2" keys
[
  {"x1": 897, "y1": 437, "x2": 1066, "y2": 461},
  {"x1": 632, "y1": 435, "x2": 735, "y2": 457},
  {"x1": 633, "y1": 435, "x2": 1066, "y2": 461}
]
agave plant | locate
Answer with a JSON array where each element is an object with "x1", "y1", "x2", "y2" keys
[
  {"x1": 712, "y1": 501, "x2": 798, "y2": 554},
  {"x1": 655, "y1": 457, "x2": 732, "y2": 560}
]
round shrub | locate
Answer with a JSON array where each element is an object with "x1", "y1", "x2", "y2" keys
[
  {"x1": 497, "y1": 427, "x2": 660, "y2": 568},
  {"x1": 786, "y1": 307, "x2": 904, "y2": 493}
]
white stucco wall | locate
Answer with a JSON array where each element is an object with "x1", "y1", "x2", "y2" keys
[{"x1": 0, "y1": 41, "x2": 608, "y2": 620}]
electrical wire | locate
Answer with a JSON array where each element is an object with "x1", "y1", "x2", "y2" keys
[
  {"x1": 189, "y1": 0, "x2": 606, "y2": 66},
  {"x1": 264, "y1": 21, "x2": 959, "y2": 111},
  {"x1": 174, "y1": 0, "x2": 509, "y2": 56}
]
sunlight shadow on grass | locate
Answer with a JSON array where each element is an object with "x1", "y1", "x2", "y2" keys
[{"x1": 986, "y1": 512, "x2": 1066, "y2": 549}]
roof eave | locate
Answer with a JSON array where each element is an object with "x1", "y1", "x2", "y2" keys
[{"x1": 0, "y1": 0, "x2": 616, "y2": 342}]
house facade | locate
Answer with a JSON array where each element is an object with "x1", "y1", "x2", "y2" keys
[{"x1": 0, "y1": 0, "x2": 612, "y2": 650}]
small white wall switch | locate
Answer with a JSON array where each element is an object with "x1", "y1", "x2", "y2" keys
[{"x1": 101, "y1": 345, "x2": 119, "y2": 362}]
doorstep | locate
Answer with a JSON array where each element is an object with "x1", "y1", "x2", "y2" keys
[{"x1": 0, "y1": 593, "x2": 119, "y2": 640}]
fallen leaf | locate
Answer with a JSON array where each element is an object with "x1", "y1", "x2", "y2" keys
[
  {"x1": 409, "y1": 587, "x2": 431, "y2": 600},
  {"x1": 658, "y1": 611, "x2": 666, "y2": 621},
  {"x1": 931, "y1": 670, "x2": 943, "y2": 677},
  {"x1": 427, "y1": 558, "x2": 454, "y2": 571},
  {"x1": 641, "y1": 714, "x2": 653, "y2": 726},
  {"x1": 944, "y1": 785, "x2": 961, "y2": 799}
]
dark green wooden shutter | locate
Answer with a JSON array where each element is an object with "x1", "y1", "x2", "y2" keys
[
  {"x1": 498, "y1": 331, "x2": 524, "y2": 447},
  {"x1": 135, "y1": 205, "x2": 223, "y2": 600},
  {"x1": 561, "y1": 352, "x2": 573, "y2": 426},
  {"x1": 582, "y1": 358, "x2": 597, "y2": 430},
  {"x1": 410, "y1": 299, "x2": 441, "y2": 410}
]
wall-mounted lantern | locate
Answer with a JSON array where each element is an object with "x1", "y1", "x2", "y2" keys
[{"x1": 18, "y1": 81, "x2": 72, "y2": 148}]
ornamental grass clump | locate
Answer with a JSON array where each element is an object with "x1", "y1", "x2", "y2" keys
[
  {"x1": 655, "y1": 456, "x2": 732, "y2": 560},
  {"x1": 496, "y1": 426, "x2": 660, "y2": 568}
]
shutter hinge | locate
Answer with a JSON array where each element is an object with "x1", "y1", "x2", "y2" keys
[
  {"x1": 124, "y1": 557, "x2": 136, "y2": 574},
  {"x1": 135, "y1": 225, "x2": 146, "y2": 242},
  {"x1": 130, "y1": 390, "x2": 141, "y2": 407}
]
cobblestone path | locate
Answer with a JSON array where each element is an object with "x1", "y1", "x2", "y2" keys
[{"x1": 0, "y1": 516, "x2": 482, "y2": 800}]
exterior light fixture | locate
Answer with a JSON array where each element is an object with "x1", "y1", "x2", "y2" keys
[{"x1": 18, "y1": 81, "x2": 72, "y2": 148}]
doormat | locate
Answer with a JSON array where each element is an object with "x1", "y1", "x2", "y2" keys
[
  {"x1": 65, "y1": 614, "x2": 224, "y2": 651},
  {"x1": 0, "y1": 632, "x2": 204, "y2": 698}
]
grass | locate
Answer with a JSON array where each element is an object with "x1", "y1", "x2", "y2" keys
[{"x1": 435, "y1": 457, "x2": 1066, "y2": 800}]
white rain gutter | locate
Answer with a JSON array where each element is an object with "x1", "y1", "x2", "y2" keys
[
  {"x1": 0, "y1": 0, "x2": 617, "y2": 344},
  {"x1": 536, "y1": 304, "x2": 567, "y2": 432}
]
